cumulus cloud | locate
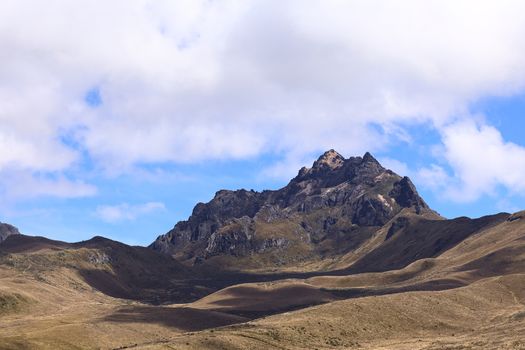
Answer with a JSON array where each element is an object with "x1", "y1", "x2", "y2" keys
[
  {"x1": 416, "y1": 164, "x2": 450, "y2": 192},
  {"x1": 95, "y1": 202, "x2": 166, "y2": 223},
  {"x1": 1, "y1": 1, "x2": 525, "y2": 195},
  {"x1": 426, "y1": 120, "x2": 525, "y2": 202}
]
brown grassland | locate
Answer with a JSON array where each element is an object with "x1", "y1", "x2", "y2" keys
[{"x1": 1, "y1": 211, "x2": 525, "y2": 349}]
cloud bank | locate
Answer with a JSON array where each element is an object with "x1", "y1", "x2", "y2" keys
[{"x1": 1, "y1": 0, "x2": 525, "y2": 202}]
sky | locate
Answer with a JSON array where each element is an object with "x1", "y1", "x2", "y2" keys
[{"x1": 1, "y1": 0, "x2": 525, "y2": 245}]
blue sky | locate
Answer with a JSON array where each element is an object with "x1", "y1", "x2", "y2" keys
[
  {"x1": 4, "y1": 105, "x2": 525, "y2": 246},
  {"x1": 2, "y1": 1, "x2": 525, "y2": 245}
]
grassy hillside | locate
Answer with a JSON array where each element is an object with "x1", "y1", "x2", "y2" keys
[{"x1": 0, "y1": 211, "x2": 524, "y2": 349}]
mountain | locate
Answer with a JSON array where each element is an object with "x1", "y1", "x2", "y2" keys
[
  {"x1": 1, "y1": 151, "x2": 525, "y2": 349},
  {"x1": 0, "y1": 222, "x2": 20, "y2": 243},
  {"x1": 151, "y1": 150, "x2": 440, "y2": 269}
]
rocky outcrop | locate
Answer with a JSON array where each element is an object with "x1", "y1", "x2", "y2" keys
[
  {"x1": 0, "y1": 223, "x2": 20, "y2": 243},
  {"x1": 150, "y1": 150, "x2": 437, "y2": 265}
]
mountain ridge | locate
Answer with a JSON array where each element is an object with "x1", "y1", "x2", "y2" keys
[{"x1": 150, "y1": 150, "x2": 440, "y2": 270}]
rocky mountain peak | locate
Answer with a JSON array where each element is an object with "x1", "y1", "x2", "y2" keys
[
  {"x1": 294, "y1": 151, "x2": 385, "y2": 189},
  {"x1": 151, "y1": 151, "x2": 437, "y2": 267},
  {"x1": 312, "y1": 149, "x2": 345, "y2": 169},
  {"x1": 362, "y1": 151, "x2": 379, "y2": 164}
]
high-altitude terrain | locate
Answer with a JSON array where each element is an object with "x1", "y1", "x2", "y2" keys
[
  {"x1": 1, "y1": 150, "x2": 525, "y2": 350},
  {"x1": 151, "y1": 150, "x2": 440, "y2": 271}
]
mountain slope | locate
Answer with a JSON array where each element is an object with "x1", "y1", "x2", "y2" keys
[
  {"x1": 0, "y1": 234, "x2": 216, "y2": 304},
  {"x1": 1, "y1": 152, "x2": 525, "y2": 349},
  {"x1": 151, "y1": 150, "x2": 440, "y2": 270},
  {"x1": 0, "y1": 222, "x2": 20, "y2": 243}
]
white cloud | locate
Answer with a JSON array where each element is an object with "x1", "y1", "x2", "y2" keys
[
  {"x1": 2, "y1": 1, "x2": 525, "y2": 197},
  {"x1": 378, "y1": 158, "x2": 411, "y2": 178},
  {"x1": 0, "y1": 170, "x2": 96, "y2": 200},
  {"x1": 95, "y1": 202, "x2": 166, "y2": 223},
  {"x1": 417, "y1": 120, "x2": 525, "y2": 202}
]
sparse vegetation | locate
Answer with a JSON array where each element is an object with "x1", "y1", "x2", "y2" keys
[{"x1": 0, "y1": 155, "x2": 524, "y2": 349}]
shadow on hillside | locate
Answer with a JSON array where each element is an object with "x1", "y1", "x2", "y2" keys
[
  {"x1": 78, "y1": 268, "x2": 219, "y2": 304},
  {"x1": 103, "y1": 306, "x2": 248, "y2": 331},
  {"x1": 321, "y1": 278, "x2": 466, "y2": 298},
  {"x1": 77, "y1": 258, "x2": 465, "y2": 306},
  {"x1": 77, "y1": 213, "x2": 510, "y2": 305},
  {"x1": 203, "y1": 284, "x2": 329, "y2": 308},
  {"x1": 102, "y1": 278, "x2": 468, "y2": 328},
  {"x1": 79, "y1": 269, "x2": 134, "y2": 299}
]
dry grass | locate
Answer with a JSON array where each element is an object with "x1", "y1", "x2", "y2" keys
[
  {"x1": 143, "y1": 274, "x2": 525, "y2": 350},
  {"x1": 1, "y1": 212, "x2": 524, "y2": 349}
]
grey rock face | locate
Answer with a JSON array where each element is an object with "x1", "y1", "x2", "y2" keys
[
  {"x1": 205, "y1": 217, "x2": 255, "y2": 257},
  {"x1": 150, "y1": 150, "x2": 435, "y2": 264},
  {"x1": 88, "y1": 251, "x2": 111, "y2": 265},
  {"x1": 0, "y1": 222, "x2": 20, "y2": 243}
]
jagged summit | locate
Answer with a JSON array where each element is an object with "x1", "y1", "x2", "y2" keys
[
  {"x1": 151, "y1": 150, "x2": 437, "y2": 268},
  {"x1": 312, "y1": 149, "x2": 345, "y2": 169},
  {"x1": 362, "y1": 151, "x2": 380, "y2": 164},
  {"x1": 294, "y1": 151, "x2": 385, "y2": 188}
]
